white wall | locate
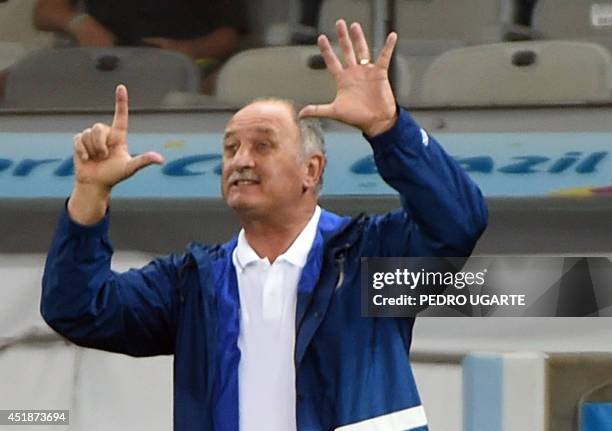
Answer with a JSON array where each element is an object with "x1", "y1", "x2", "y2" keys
[{"x1": 3, "y1": 253, "x2": 612, "y2": 430}]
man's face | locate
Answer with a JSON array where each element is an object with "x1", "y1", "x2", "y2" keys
[{"x1": 221, "y1": 101, "x2": 307, "y2": 217}]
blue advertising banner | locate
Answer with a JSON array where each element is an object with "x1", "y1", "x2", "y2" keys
[{"x1": 0, "y1": 132, "x2": 610, "y2": 198}]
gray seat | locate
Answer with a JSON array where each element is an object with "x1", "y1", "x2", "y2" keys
[
  {"x1": 319, "y1": 0, "x2": 524, "y2": 50},
  {"x1": 0, "y1": 0, "x2": 53, "y2": 69},
  {"x1": 317, "y1": 0, "x2": 528, "y2": 106},
  {"x1": 240, "y1": 0, "x2": 302, "y2": 47},
  {"x1": 318, "y1": 0, "x2": 372, "y2": 42},
  {"x1": 0, "y1": 0, "x2": 52, "y2": 48},
  {"x1": 395, "y1": 0, "x2": 520, "y2": 47},
  {"x1": 0, "y1": 42, "x2": 26, "y2": 70},
  {"x1": 532, "y1": 0, "x2": 612, "y2": 49},
  {"x1": 215, "y1": 44, "x2": 412, "y2": 106},
  {"x1": 4, "y1": 47, "x2": 200, "y2": 109},
  {"x1": 421, "y1": 41, "x2": 612, "y2": 106},
  {"x1": 215, "y1": 46, "x2": 337, "y2": 105}
]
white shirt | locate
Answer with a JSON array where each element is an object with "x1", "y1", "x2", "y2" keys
[{"x1": 233, "y1": 206, "x2": 321, "y2": 431}]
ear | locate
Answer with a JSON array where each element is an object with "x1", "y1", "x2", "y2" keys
[{"x1": 302, "y1": 153, "x2": 325, "y2": 193}]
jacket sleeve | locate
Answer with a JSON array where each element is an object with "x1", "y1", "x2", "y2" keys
[
  {"x1": 41, "y1": 204, "x2": 186, "y2": 357},
  {"x1": 363, "y1": 107, "x2": 488, "y2": 257}
]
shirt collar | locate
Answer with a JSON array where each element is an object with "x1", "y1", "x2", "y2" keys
[{"x1": 234, "y1": 206, "x2": 321, "y2": 271}]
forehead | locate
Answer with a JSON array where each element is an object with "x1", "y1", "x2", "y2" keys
[{"x1": 225, "y1": 101, "x2": 297, "y2": 137}]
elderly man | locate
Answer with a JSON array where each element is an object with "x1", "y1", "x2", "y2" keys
[{"x1": 41, "y1": 20, "x2": 487, "y2": 431}]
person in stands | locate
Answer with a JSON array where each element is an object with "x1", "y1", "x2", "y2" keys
[{"x1": 33, "y1": 0, "x2": 246, "y2": 60}]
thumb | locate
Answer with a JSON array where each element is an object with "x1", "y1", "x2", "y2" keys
[
  {"x1": 125, "y1": 152, "x2": 164, "y2": 177},
  {"x1": 298, "y1": 103, "x2": 335, "y2": 119}
]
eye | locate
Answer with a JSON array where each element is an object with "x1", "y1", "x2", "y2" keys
[
  {"x1": 223, "y1": 141, "x2": 238, "y2": 156},
  {"x1": 256, "y1": 141, "x2": 271, "y2": 151}
]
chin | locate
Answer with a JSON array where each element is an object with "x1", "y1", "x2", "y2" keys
[{"x1": 227, "y1": 197, "x2": 260, "y2": 215}]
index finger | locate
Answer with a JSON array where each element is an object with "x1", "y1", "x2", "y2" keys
[{"x1": 112, "y1": 84, "x2": 129, "y2": 131}]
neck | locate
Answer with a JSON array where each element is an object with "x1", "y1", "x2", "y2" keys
[{"x1": 240, "y1": 204, "x2": 317, "y2": 263}]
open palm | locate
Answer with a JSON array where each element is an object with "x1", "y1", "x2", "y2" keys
[{"x1": 299, "y1": 20, "x2": 398, "y2": 137}]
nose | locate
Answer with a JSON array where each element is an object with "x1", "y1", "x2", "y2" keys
[{"x1": 230, "y1": 144, "x2": 255, "y2": 170}]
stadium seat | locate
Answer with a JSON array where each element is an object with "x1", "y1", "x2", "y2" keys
[
  {"x1": 3, "y1": 47, "x2": 201, "y2": 109},
  {"x1": 395, "y1": 0, "x2": 522, "y2": 47},
  {"x1": 215, "y1": 46, "x2": 337, "y2": 105},
  {"x1": 216, "y1": 46, "x2": 411, "y2": 105},
  {"x1": 319, "y1": 0, "x2": 528, "y2": 50},
  {"x1": 241, "y1": 0, "x2": 303, "y2": 47},
  {"x1": 0, "y1": 0, "x2": 52, "y2": 48},
  {"x1": 421, "y1": 41, "x2": 612, "y2": 106},
  {"x1": 317, "y1": 0, "x2": 532, "y2": 106},
  {"x1": 532, "y1": 0, "x2": 612, "y2": 49},
  {"x1": 318, "y1": 0, "x2": 372, "y2": 42},
  {"x1": 0, "y1": 0, "x2": 53, "y2": 69},
  {"x1": 0, "y1": 42, "x2": 26, "y2": 70},
  {"x1": 216, "y1": 45, "x2": 413, "y2": 106}
]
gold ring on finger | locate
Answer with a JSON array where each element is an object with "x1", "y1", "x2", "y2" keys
[{"x1": 359, "y1": 58, "x2": 371, "y2": 65}]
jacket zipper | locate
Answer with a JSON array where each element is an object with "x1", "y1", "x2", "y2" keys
[
  {"x1": 333, "y1": 213, "x2": 368, "y2": 291},
  {"x1": 334, "y1": 251, "x2": 346, "y2": 290}
]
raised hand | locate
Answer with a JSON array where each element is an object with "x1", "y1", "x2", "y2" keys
[
  {"x1": 68, "y1": 85, "x2": 164, "y2": 224},
  {"x1": 298, "y1": 20, "x2": 398, "y2": 137},
  {"x1": 73, "y1": 85, "x2": 164, "y2": 189}
]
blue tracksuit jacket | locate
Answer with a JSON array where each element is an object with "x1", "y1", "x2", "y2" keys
[{"x1": 41, "y1": 107, "x2": 487, "y2": 431}]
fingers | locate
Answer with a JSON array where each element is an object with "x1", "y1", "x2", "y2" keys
[
  {"x1": 73, "y1": 133, "x2": 88, "y2": 161},
  {"x1": 91, "y1": 123, "x2": 110, "y2": 158},
  {"x1": 125, "y1": 152, "x2": 165, "y2": 177},
  {"x1": 317, "y1": 34, "x2": 343, "y2": 77},
  {"x1": 324, "y1": 20, "x2": 393, "y2": 70},
  {"x1": 336, "y1": 19, "x2": 356, "y2": 66},
  {"x1": 298, "y1": 103, "x2": 335, "y2": 119},
  {"x1": 375, "y1": 31, "x2": 398, "y2": 71},
  {"x1": 349, "y1": 22, "x2": 370, "y2": 63},
  {"x1": 112, "y1": 84, "x2": 129, "y2": 132},
  {"x1": 74, "y1": 123, "x2": 110, "y2": 161},
  {"x1": 79, "y1": 128, "x2": 93, "y2": 159}
]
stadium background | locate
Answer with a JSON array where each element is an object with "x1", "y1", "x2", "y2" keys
[{"x1": 2, "y1": 0, "x2": 612, "y2": 430}]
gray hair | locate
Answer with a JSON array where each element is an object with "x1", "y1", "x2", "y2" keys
[{"x1": 297, "y1": 116, "x2": 326, "y2": 193}]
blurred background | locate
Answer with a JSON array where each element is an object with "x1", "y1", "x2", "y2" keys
[{"x1": 1, "y1": 0, "x2": 612, "y2": 430}]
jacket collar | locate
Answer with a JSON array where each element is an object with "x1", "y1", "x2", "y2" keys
[
  {"x1": 187, "y1": 208, "x2": 352, "y2": 265},
  {"x1": 233, "y1": 206, "x2": 322, "y2": 270}
]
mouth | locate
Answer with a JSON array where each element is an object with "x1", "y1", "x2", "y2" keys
[{"x1": 230, "y1": 179, "x2": 260, "y2": 187}]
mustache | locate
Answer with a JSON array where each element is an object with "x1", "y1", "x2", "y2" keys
[{"x1": 227, "y1": 170, "x2": 260, "y2": 184}]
